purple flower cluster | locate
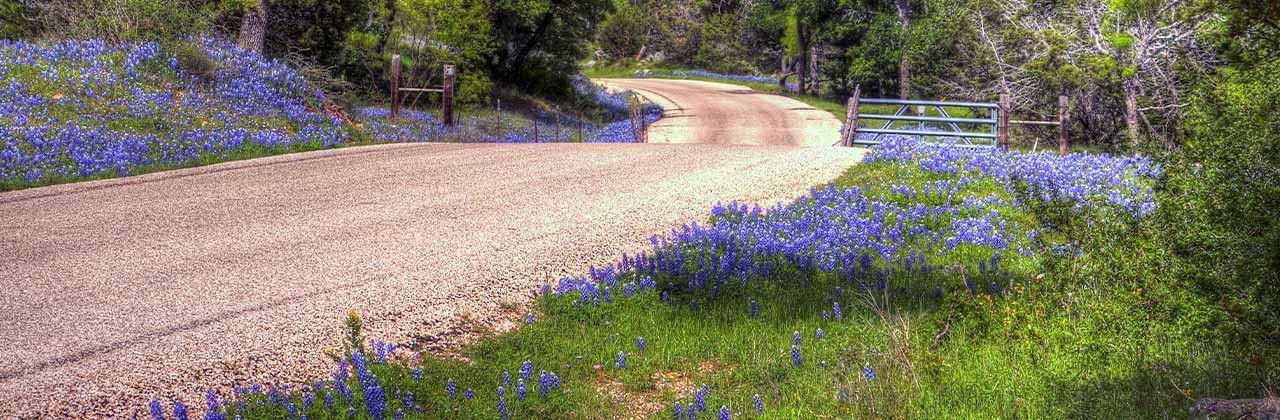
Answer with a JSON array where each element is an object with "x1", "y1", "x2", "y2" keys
[
  {"x1": 863, "y1": 137, "x2": 1159, "y2": 216},
  {"x1": 0, "y1": 38, "x2": 346, "y2": 185}
]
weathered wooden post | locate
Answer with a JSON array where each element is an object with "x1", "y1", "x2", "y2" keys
[
  {"x1": 496, "y1": 99, "x2": 501, "y2": 135},
  {"x1": 390, "y1": 54, "x2": 401, "y2": 121},
  {"x1": 577, "y1": 117, "x2": 584, "y2": 142},
  {"x1": 442, "y1": 64, "x2": 455, "y2": 126},
  {"x1": 533, "y1": 117, "x2": 540, "y2": 143},
  {"x1": 554, "y1": 110, "x2": 560, "y2": 142},
  {"x1": 997, "y1": 94, "x2": 1011, "y2": 150},
  {"x1": 842, "y1": 84, "x2": 861, "y2": 147},
  {"x1": 1058, "y1": 95, "x2": 1069, "y2": 156}
]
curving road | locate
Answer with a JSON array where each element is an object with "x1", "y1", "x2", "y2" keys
[
  {"x1": 0, "y1": 81, "x2": 861, "y2": 418},
  {"x1": 598, "y1": 78, "x2": 843, "y2": 147}
]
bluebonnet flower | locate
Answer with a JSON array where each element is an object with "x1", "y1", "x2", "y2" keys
[
  {"x1": 539, "y1": 371, "x2": 550, "y2": 398},
  {"x1": 526, "y1": 312, "x2": 535, "y2": 324},
  {"x1": 816, "y1": 328, "x2": 824, "y2": 340},
  {"x1": 324, "y1": 391, "x2": 334, "y2": 410},
  {"x1": 822, "y1": 310, "x2": 829, "y2": 320},
  {"x1": 754, "y1": 394, "x2": 763, "y2": 414},
  {"x1": 835, "y1": 286, "x2": 842, "y2": 299},
  {"x1": 394, "y1": 409, "x2": 404, "y2": 420},
  {"x1": 465, "y1": 389, "x2": 474, "y2": 400},
  {"x1": 616, "y1": 351, "x2": 626, "y2": 369},
  {"x1": 520, "y1": 361, "x2": 534, "y2": 380},
  {"x1": 688, "y1": 404, "x2": 698, "y2": 420},
  {"x1": 792, "y1": 345, "x2": 802, "y2": 366},
  {"x1": 749, "y1": 300, "x2": 758, "y2": 319},
  {"x1": 863, "y1": 364, "x2": 876, "y2": 381},
  {"x1": 833, "y1": 302, "x2": 843, "y2": 320},
  {"x1": 303, "y1": 392, "x2": 313, "y2": 411},
  {"x1": 793, "y1": 331, "x2": 802, "y2": 346},
  {"x1": 173, "y1": 400, "x2": 187, "y2": 420},
  {"x1": 674, "y1": 401, "x2": 684, "y2": 419},
  {"x1": 502, "y1": 371, "x2": 511, "y2": 387},
  {"x1": 695, "y1": 385, "x2": 708, "y2": 412},
  {"x1": 516, "y1": 379, "x2": 527, "y2": 401},
  {"x1": 286, "y1": 403, "x2": 297, "y2": 419},
  {"x1": 412, "y1": 368, "x2": 422, "y2": 382},
  {"x1": 720, "y1": 406, "x2": 730, "y2": 420},
  {"x1": 638, "y1": 336, "x2": 646, "y2": 352},
  {"x1": 497, "y1": 387, "x2": 508, "y2": 420},
  {"x1": 149, "y1": 400, "x2": 164, "y2": 420},
  {"x1": 447, "y1": 378, "x2": 456, "y2": 399}
]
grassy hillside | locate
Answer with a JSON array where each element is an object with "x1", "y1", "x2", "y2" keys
[{"x1": 0, "y1": 38, "x2": 349, "y2": 191}]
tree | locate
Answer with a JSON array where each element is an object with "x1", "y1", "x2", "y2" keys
[
  {"x1": 893, "y1": 0, "x2": 909, "y2": 98},
  {"x1": 489, "y1": 0, "x2": 613, "y2": 95},
  {"x1": 238, "y1": 0, "x2": 269, "y2": 53}
]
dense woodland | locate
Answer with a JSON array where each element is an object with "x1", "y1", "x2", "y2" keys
[{"x1": 2, "y1": 0, "x2": 1279, "y2": 412}]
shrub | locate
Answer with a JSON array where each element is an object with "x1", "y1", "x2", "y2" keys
[{"x1": 1163, "y1": 58, "x2": 1280, "y2": 362}]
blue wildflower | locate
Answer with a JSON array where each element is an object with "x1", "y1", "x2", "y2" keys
[
  {"x1": 754, "y1": 394, "x2": 763, "y2": 414},
  {"x1": 816, "y1": 328, "x2": 824, "y2": 340},
  {"x1": 720, "y1": 406, "x2": 730, "y2": 420},
  {"x1": 638, "y1": 336, "x2": 646, "y2": 352},
  {"x1": 863, "y1": 364, "x2": 876, "y2": 381},
  {"x1": 792, "y1": 345, "x2": 802, "y2": 366},
  {"x1": 149, "y1": 400, "x2": 164, "y2": 420},
  {"x1": 616, "y1": 351, "x2": 626, "y2": 369}
]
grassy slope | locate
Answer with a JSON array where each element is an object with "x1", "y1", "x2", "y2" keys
[{"x1": 219, "y1": 149, "x2": 1234, "y2": 419}]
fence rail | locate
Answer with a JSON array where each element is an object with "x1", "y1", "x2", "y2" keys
[
  {"x1": 840, "y1": 86, "x2": 1072, "y2": 154},
  {"x1": 389, "y1": 54, "x2": 455, "y2": 125}
]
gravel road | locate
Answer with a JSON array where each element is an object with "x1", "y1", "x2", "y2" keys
[
  {"x1": 597, "y1": 78, "x2": 843, "y2": 147},
  {"x1": 0, "y1": 81, "x2": 861, "y2": 418}
]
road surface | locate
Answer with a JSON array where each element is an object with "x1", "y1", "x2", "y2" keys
[
  {"x1": 0, "y1": 81, "x2": 862, "y2": 417},
  {"x1": 597, "y1": 78, "x2": 843, "y2": 147}
]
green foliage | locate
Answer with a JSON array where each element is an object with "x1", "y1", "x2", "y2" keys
[
  {"x1": 169, "y1": 39, "x2": 219, "y2": 81},
  {"x1": 489, "y1": 0, "x2": 613, "y2": 96},
  {"x1": 0, "y1": 0, "x2": 34, "y2": 40},
  {"x1": 1164, "y1": 58, "x2": 1280, "y2": 365}
]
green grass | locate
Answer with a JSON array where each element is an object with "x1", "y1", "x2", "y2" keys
[{"x1": 220, "y1": 149, "x2": 1249, "y2": 419}]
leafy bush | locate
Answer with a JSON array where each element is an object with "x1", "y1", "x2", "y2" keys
[{"x1": 1162, "y1": 58, "x2": 1280, "y2": 362}]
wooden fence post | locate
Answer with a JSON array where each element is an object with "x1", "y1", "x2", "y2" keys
[
  {"x1": 997, "y1": 94, "x2": 1011, "y2": 150},
  {"x1": 533, "y1": 117, "x2": 539, "y2": 143},
  {"x1": 442, "y1": 64, "x2": 455, "y2": 126},
  {"x1": 554, "y1": 110, "x2": 560, "y2": 142},
  {"x1": 1058, "y1": 95, "x2": 1069, "y2": 156},
  {"x1": 390, "y1": 54, "x2": 401, "y2": 121},
  {"x1": 843, "y1": 84, "x2": 861, "y2": 147},
  {"x1": 495, "y1": 99, "x2": 501, "y2": 134}
]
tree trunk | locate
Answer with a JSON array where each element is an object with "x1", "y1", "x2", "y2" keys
[
  {"x1": 797, "y1": 26, "x2": 810, "y2": 95},
  {"x1": 1124, "y1": 83, "x2": 1140, "y2": 150},
  {"x1": 808, "y1": 43, "x2": 819, "y2": 94},
  {"x1": 237, "y1": 0, "x2": 270, "y2": 54},
  {"x1": 895, "y1": 0, "x2": 911, "y2": 99}
]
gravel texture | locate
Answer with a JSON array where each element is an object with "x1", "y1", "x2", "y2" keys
[
  {"x1": 0, "y1": 81, "x2": 861, "y2": 418},
  {"x1": 597, "y1": 78, "x2": 844, "y2": 147}
]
